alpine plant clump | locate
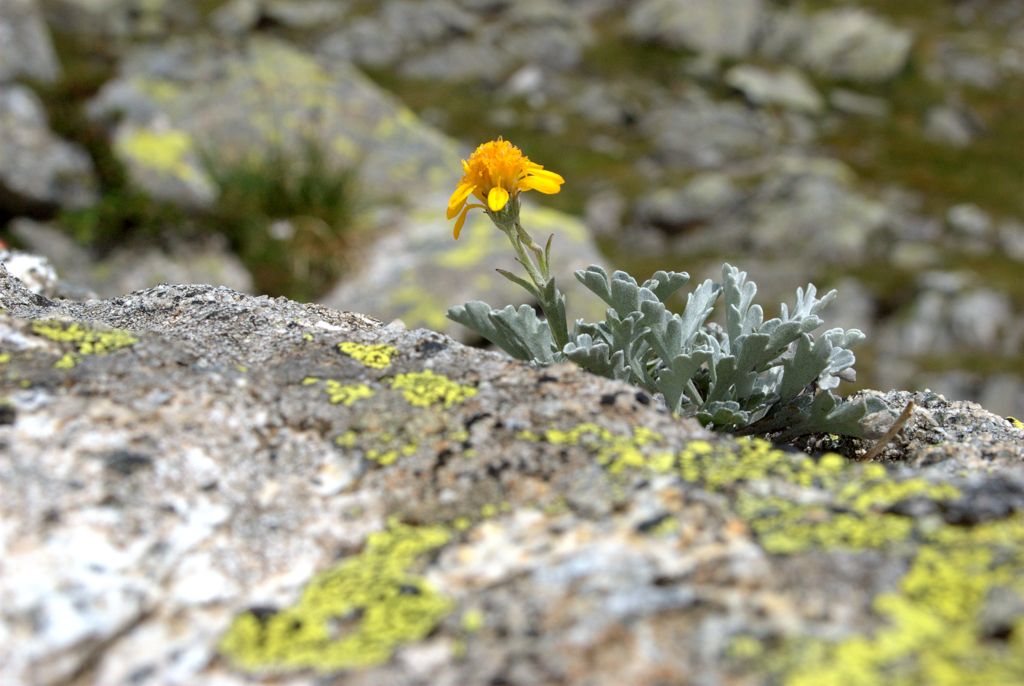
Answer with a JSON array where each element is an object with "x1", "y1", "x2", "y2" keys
[{"x1": 445, "y1": 138, "x2": 888, "y2": 440}]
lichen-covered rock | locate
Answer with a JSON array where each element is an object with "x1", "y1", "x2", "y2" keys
[
  {"x1": 87, "y1": 36, "x2": 462, "y2": 208},
  {"x1": 0, "y1": 85, "x2": 97, "y2": 212},
  {"x1": 0, "y1": 0, "x2": 60, "y2": 83},
  {"x1": 1, "y1": 267, "x2": 1023, "y2": 686},
  {"x1": 84, "y1": 36, "x2": 605, "y2": 335}
]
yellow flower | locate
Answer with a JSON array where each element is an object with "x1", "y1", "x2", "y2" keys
[{"x1": 446, "y1": 138, "x2": 564, "y2": 239}]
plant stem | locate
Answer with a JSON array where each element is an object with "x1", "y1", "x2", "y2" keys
[{"x1": 500, "y1": 220, "x2": 570, "y2": 352}]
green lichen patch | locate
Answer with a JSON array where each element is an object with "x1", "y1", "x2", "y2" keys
[
  {"x1": 390, "y1": 370, "x2": 476, "y2": 408},
  {"x1": 31, "y1": 320, "x2": 139, "y2": 368},
  {"x1": 338, "y1": 342, "x2": 397, "y2": 369},
  {"x1": 522, "y1": 427, "x2": 960, "y2": 553},
  {"x1": 762, "y1": 515, "x2": 1024, "y2": 686},
  {"x1": 334, "y1": 428, "x2": 420, "y2": 466},
  {"x1": 219, "y1": 521, "x2": 453, "y2": 675},
  {"x1": 303, "y1": 376, "x2": 376, "y2": 406},
  {"x1": 115, "y1": 128, "x2": 203, "y2": 184},
  {"x1": 518, "y1": 423, "x2": 671, "y2": 475}
]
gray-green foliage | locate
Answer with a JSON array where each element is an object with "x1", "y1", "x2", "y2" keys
[{"x1": 449, "y1": 263, "x2": 887, "y2": 439}]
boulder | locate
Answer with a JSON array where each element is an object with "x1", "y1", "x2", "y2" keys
[
  {"x1": 0, "y1": 0, "x2": 60, "y2": 83},
  {"x1": 1, "y1": 267, "x2": 1023, "y2": 685},
  {"x1": 641, "y1": 89, "x2": 785, "y2": 168},
  {"x1": 87, "y1": 37, "x2": 461, "y2": 209},
  {"x1": 725, "y1": 65, "x2": 824, "y2": 114},
  {"x1": 628, "y1": 0, "x2": 765, "y2": 58},
  {"x1": 39, "y1": 0, "x2": 199, "y2": 38},
  {"x1": 0, "y1": 85, "x2": 97, "y2": 213},
  {"x1": 801, "y1": 9, "x2": 913, "y2": 83},
  {"x1": 88, "y1": 36, "x2": 604, "y2": 337}
]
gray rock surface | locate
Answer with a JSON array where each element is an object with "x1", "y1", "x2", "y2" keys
[
  {"x1": 0, "y1": 85, "x2": 97, "y2": 212},
  {"x1": 39, "y1": 0, "x2": 199, "y2": 38},
  {"x1": 642, "y1": 89, "x2": 787, "y2": 168},
  {"x1": 801, "y1": 8, "x2": 913, "y2": 83},
  {"x1": 725, "y1": 64, "x2": 824, "y2": 114},
  {"x1": 631, "y1": 156, "x2": 888, "y2": 267},
  {"x1": 1, "y1": 267, "x2": 1023, "y2": 686},
  {"x1": 0, "y1": 0, "x2": 60, "y2": 83},
  {"x1": 628, "y1": 0, "x2": 765, "y2": 58}
]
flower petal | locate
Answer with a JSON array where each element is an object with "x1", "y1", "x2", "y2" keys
[
  {"x1": 520, "y1": 175, "x2": 562, "y2": 194},
  {"x1": 527, "y1": 168, "x2": 564, "y2": 184},
  {"x1": 447, "y1": 182, "x2": 474, "y2": 217},
  {"x1": 453, "y1": 205, "x2": 471, "y2": 239},
  {"x1": 487, "y1": 186, "x2": 510, "y2": 212}
]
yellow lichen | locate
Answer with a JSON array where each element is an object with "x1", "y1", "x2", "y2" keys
[
  {"x1": 0, "y1": 353, "x2": 10, "y2": 364},
  {"x1": 324, "y1": 381, "x2": 375, "y2": 407},
  {"x1": 220, "y1": 521, "x2": 453, "y2": 675},
  {"x1": 779, "y1": 515, "x2": 1024, "y2": 686},
  {"x1": 390, "y1": 370, "x2": 476, "y2": 408},
  {"x1": 338, "y1": 342, "x2": 396, "y2": 369},
  {"x1": 366, "y1": 439, "x2": 419, "y2": 466},
  {"x1": 461, "y1": 608, "x2": 485, "y2": 633},
  {"x1": 303, "y1": 377, "x2": 376, "y2": 407},
  {"x1": 31, "y1": 321, "x2": 138, "y2": 369},
  {"x1": 115, "y1": 128, "x2": 200, "y2": 183},
  {"x1": 521, "y1": 426, "x2": 960, "y2": 554},
  {"x1": 54, "y1": 353, "x2": 77, "y2": 369}
]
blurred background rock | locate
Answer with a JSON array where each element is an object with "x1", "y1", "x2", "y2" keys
[{"x1": 1, "y1": 0, "x2": 1021, "y2": 415}]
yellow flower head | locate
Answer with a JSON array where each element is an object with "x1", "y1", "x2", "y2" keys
[{"x1": 446, "y1": 138, "x2": 564, "y2": 239}]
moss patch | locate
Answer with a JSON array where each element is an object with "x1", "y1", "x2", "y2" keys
[{"x1": 219, "y1": 520, "x2": 453, "y2": 675}]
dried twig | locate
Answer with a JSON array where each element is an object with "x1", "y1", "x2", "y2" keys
[{"x1": 859, "y1": 400, "x2": 915, "y2": 462}]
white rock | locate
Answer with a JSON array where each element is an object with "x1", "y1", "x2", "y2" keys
[{"x1": 725, "y1": 65, "x2": 824, "y2": 114}]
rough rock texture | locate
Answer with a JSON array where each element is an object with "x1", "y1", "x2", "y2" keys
[
  {"x1": 1, "y1": 267, "x2": 1023, "y2": 686},
  {"x1": 0, "y1": 0, "x2": 60, "y2": 83},
  {"x1": 0, "y1": 85, "x2": 97, "y2": 212},
  {"x1": 11, "y1": 218, "x2": 255, "y2": 299}
]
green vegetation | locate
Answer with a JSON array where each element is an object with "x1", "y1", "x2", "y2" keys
[
  {"x1": 205, "y1": 144, "x2": 361, "y2": 301},
  {"x1": 18, "y1": 30, "x2": 364, "y2": 303}
]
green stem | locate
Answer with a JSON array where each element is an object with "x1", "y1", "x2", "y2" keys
[{"x1": 500, "y1": 220, "x2": 570, "y2": 353}]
